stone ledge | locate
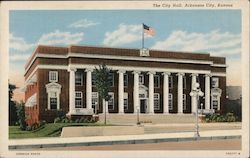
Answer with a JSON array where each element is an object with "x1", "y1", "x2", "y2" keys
[{"x1": 9, "y1": 135, "x2": 241, "y2": 150}]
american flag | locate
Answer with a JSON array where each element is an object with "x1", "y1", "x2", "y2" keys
[{"x1": 143, "y1": 24, "x2": 155, "y2": 36}]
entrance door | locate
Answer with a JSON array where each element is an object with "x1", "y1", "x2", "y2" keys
[{"x1": 140, "y1": 99, "x2": 146, "y2": 113}]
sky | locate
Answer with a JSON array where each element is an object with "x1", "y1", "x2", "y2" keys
[{"x1": 9, "y1": 10, "x2": 242, "y2": 102}]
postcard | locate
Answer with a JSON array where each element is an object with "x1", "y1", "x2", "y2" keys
[{"x1": 0, "y1": 1, "x2": 249, "y2": 158}]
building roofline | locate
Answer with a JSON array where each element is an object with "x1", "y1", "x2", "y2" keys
[{"x1": 24, "y1": 44, "x2": 226, "y2": 75}]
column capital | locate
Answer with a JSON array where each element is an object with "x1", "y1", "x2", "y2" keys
[
  {"x1": 132, "y1": 71, "x2": 141, "y2": 75},
  {"x1": 67, "y1": 67, "x2": 77, "y2": 72},
  {"x1": 162, "y1": 72, "x2": 171, "y2": 76},
  {"x1": 176, "y1": 72, "x2": 185, "y2": 76},
  {"x1": 117, "y1": 69, "x2": 126, "y2": 74},
  {"x1": 147, "y1": 71, "x2": 156, "y2": 75},
  {"x1": 85, "y1": 68, "x2": 94, "y2": 72},
  {"x1": 190, "y1": 73, "x2": 198, "y2": 77},
  {"x1": 204, "y1": 74, "x2": 212, "y2": 77}
]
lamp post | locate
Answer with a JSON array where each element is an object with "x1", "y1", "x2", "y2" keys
[
  {"x1": 137, "y1": 106, "x2": 140, "y2": 125},
  {"x1": 190, "y1": 82, "x2": 204, "y2": 137}
]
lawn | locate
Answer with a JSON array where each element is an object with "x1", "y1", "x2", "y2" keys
[{"x1": 9, "y1": 123, "x2": 107, "y2": 139}]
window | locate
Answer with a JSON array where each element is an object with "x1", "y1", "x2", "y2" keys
[
  {"x1": 49, "y1": 92, "x2": 57, "y2": 110},
  {"x1": 139, "y1": 74, "x2": 144, "y2": 85},
  {"x1": 124, "y1": 92, "x2": 128, "y2": 110},
  {"x1": 169, "y1": 93, "x2": 173, "y2": 110},
  {"x1": 124, "y1": 74, "x2": 128, "y2": 87},
  {"x1": 154, "y1": 75, "x2": 160, "y2": 88},
  {"x1": 183, "y1": 76, "x2": 186, "y2": 89},
  {"x1": 109, "y1": 73, "x2": 114, "y2": 87},
  {"x1": 75, "y1": 92, "x2": 83, "y2": 108},
  {"x1": 92, "y1": 73, "x2": 96, "y2": 86},
  {"x1": 108, "y1": 92, "x2": 114, "y2": 110},
  {"x1": 49, "y1": 71, "x2": 58, "y2": 82},
  {"x1": 154, "y1": 93, "x2": 160, "y2": 110},
  {"x1": 183, "y1": 94, "x2": 187, "y2": 110},
  {"x1": 169, "y1": 76, "x2": 173, "y2": 89},
  {"x1": 75, "y1": 72, "x2": 83, "y2": 86},
  {"x1": 92, "y1": 92, "x2": 99, "y2": 109},
  {"x1": 212, "y1": 78, "x2": 219, "y2": 88}
]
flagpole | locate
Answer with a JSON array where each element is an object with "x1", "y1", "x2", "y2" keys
[{"x1": 142, "y1": 23, "x2": 144, "y2": 49}]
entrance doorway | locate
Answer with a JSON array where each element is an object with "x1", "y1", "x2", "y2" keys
[{"x1": 140, "y1": 99, "x2": 147, "y2": 113}]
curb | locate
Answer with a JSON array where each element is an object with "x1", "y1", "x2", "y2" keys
[{"x1": 9, "y1": 135, "x2": 241, "y2": 150}]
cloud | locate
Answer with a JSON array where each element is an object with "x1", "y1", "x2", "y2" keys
[
  {"x1": 10, "y1": 54, "x2": 30, "y2": 62},
  {"x1": 151, "y1": 30, "x2": 241, "y2": 57},
  {"x1": 103, "y1": 23, "x2": 146, "y2": 46},
  {"x1": 69, "y1": 19, "x2": 100, "y2": 28},
  {"x1": 38, "y1": 30, "x2": 84, "y2": 45},
  {"x1": 10, "y1": 30, "x2": 84, "y2": 61},
  {"x1": 10, "y1": 33, "x2": 35, "y2": 52}
]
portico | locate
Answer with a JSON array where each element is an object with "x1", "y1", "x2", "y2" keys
[{"x1": 66, "y1": 65, "x2": 217, "y2": 115}]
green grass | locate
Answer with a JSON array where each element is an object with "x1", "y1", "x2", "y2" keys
[{"x1": 9, "y1": 123, "x2": 108, "y2": 139}]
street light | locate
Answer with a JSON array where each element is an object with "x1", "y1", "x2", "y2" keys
[
  {"x1": 190, "y1": 82, "x2": 204, "y2": 137},
  {"x1": 137, "y1": 106, "x2": 140, "y2": 125}
]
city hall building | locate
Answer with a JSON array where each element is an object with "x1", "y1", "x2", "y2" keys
[{"x1": 24, "y1": 45, "x2": 226, "y2": 124}]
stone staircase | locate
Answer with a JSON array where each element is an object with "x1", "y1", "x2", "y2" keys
[{"x1": 98, "y1": 113, "x2": 196, "y2": 125}]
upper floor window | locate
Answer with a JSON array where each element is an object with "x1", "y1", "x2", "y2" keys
[
  {"x1": 92, "y1": 73, "x2": 96, "y2": 86},
  {"x1": 49, "y1": 71, "x2": 58, "y2": 82},
  {"x1": 75, "y1": 72, "x2": 83, "y2": 86},
  {"x1": 124, "y1": 74, "x2": 128, "y2": 87},
  {"x1": 154, "y1": 75, "x2": 160, "y2": 88},
  {"x1": 183, "y1": 76, "x2": 186, "y2": 89},
  {"x1": 108, "y1": 92, "x2": 114, "y2": 110},
  {"x1": 154, "y1": 93, "x2": 160, "y2": 110},
  {"x1": 139, "y1": 74, "x2": 144, "y2": 85},
  {"x1": 212, "y1": 77, "x2": 219, "y2": 88},
  {"x1": 75, "y1": 91, "x2": 83, "y2": 108},
  {"x1": 169, "y1": 76, "x2": 173, "y2": 89},
  {"x1": 109, "y1": 73, "x2": 114, "y2": 87}
]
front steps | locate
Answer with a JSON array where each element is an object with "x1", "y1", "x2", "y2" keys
[{"x1": 98, "y1": 113, "x2": 196, "y2": 124}]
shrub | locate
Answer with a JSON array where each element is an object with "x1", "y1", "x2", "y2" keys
[
  {"x1": 62, "y1": 118, "x2": 70, "y2": 123},
  {"x1": 205, "y1": 112, "x2": 237, "y2": 123},
  {"x1": 74, "y1": 119, "x2": 80, "y2": 123},
  {"x1": 39, "y1": 120, "x2": 46, "y2": 127},
  {"x1": 54, "y1": 117, "x2": 61, "y2": 123},
  {"x1": 26, "y1": 126, "x2": 32, "y2": 131}
]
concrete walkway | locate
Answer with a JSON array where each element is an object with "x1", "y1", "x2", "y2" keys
[{"x1": 9, "y1": 129, "x2": 242, "y2": 150}]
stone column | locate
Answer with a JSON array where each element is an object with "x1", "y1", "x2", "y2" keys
[
  {"x1": 162, "y1": 72, "x2": 170, "y2": 114},
  {"x1": 118, "y1": 70, "x2": 125, "y2": 114},
  {"x1": 133, "y1": 71, "x2": 140, "y2": 113},
  {"x1": 148, "y1": 71, "x2": 155, "y2": 114},
  {"x1": 177, "y1": 73, "x2": 185, "y2": 114},
  {"x1": 68, "y1": 67, "x2": 77, "y2": 114},
  {"x1": 85, "y1": 68, "x2": 93, "y2": 111},
  {"x1": 205, "y1": 74, "x2": 211, "y2": 110},
  {"x1": 191, "y1": 73, "x2": 198, "y2": 113}
]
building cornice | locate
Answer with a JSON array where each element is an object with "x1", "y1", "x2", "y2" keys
[{"x1": 25, "y1": 53, "x2": 217, "y2": 75}]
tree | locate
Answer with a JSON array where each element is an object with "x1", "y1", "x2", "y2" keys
[
  {"x1": 16, "y1": 102, "x2": 27, "y2": 130},
  {"x1": 94, "y1": 64, "x2": 112, "y2": 125},
  {"x1": 9, "y1": 83, "x2": 18, "y2": 125}
]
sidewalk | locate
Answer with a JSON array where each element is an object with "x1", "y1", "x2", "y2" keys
[{"x1": 9, "y1": 129, "x2": 242, "y2": 150}]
